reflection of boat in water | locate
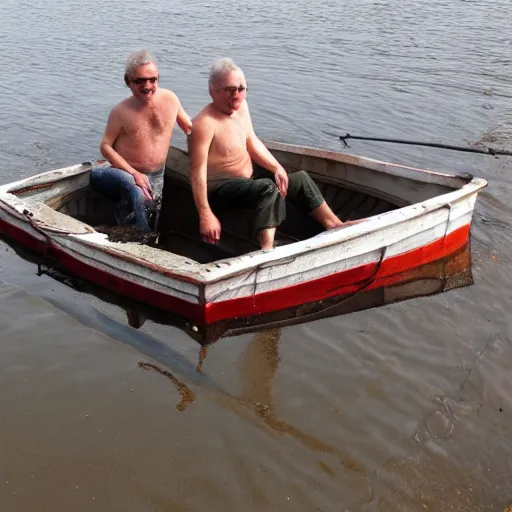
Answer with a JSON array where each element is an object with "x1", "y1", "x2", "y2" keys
[
  {"x1": 3, "y1": 236, "x2": 474, "y2": 344},
  {"x1": 0, "y1": 141, "x2": 485, "y2": 343}
]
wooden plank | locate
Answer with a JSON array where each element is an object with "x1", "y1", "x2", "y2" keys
[
  {"x1": 348, "y1": 195, "x2": 378, "y2": 220},
  {"x1": 337, "y1": 191, "x2": 367, "y2": 221}
]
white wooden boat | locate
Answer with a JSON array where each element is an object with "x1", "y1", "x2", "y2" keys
[{"x1": 0, "y1": 141, "x2": 486, "y2": 343}]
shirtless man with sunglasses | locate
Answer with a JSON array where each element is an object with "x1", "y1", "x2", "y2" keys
[
  {"x1": 90, "y1": 49, "x2": 192, "y2": 232},
  {"x1": 188, "y1": 57, "x2": 351, "y2": 249}
]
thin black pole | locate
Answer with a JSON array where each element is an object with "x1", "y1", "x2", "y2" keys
[{"x1": 339, "y1": 133, "x2": 512, "y2": 156}]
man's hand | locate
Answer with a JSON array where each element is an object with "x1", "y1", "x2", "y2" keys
[
  {"x1": 274, "y1": 167, "x2": 289, "y2": 197},
  {"x1": 133, "y1": 172, "x2": 152, "y2": 201},
  {"x1": 199, "y1": 210, "x2": 222, "y2": 244}
]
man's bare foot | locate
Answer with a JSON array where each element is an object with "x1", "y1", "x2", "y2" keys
[{"x1": 337, "y1": 218, "x2": 367, "y2": 228}]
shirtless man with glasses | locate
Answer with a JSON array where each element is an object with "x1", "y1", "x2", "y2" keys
[
  {"x1": 188, "y1": 57, "x2": 352, "y2": 249},
  {"x1": 90, "y1": 49, "x2": 192, "y2": 232}
]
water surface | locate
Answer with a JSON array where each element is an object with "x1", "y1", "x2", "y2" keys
[{"x1": 1, "y1": 1, "x2": 511, "y2": 510}]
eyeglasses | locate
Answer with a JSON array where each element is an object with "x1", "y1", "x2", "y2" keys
[
  {"x1": 218, "y1": 85, "x2": 248, "y2": 95},
  {"x1": 131, "y1": 77, "x2": 158, "y2": 85}
]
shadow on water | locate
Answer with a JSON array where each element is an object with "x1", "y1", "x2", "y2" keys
[
  {"x1": 38, "y1": 294, "x2": 230, "y2": 398},
  {"x1": 234, "y1": 329, "x2": 371, "y2": 490},
  {"x1": 178, "y1": 328, "x2": 374, "y2": 502},
  {"x1": 88, "y1": 318, "x2": 373, "y2": 493},
  {"x1": 45, "y1": 292, "x2": 378, "y2": 497}
]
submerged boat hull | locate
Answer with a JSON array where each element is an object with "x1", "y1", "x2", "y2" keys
[
  {"x1": 0, "y1": 225, "x2": 473, "y2": 343},
  {"x1": 0, "y1": 142, "x2": 486, "y2": 343}
]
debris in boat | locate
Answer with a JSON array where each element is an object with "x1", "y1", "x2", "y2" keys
[
  {"x1": 148, "y1": 195, "x2": 162, "y2": 225},
  {"x1": 98, "y1": 225, "x2": 159, "y2": 246}
]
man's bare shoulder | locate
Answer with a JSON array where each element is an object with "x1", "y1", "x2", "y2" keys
[
  {"x1": 107, "y1": 97, "x2": 133, "y2": 122},
  {"x1": 157, "y1": 88, "x2": 181, "y2": 104},
  {"x1": 191, "y1": 105, "x2": 217, "y2": 131},
  {"x1": 114, "y1": 94, "x2": 139, "y2": 111}
]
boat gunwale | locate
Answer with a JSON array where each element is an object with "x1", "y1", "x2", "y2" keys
[
  {"x1": 262, "y1": 140, "x2": 477, "y2": 188},
  {"x1": 0, "y1": 163, "x2": 92, "y2": 196}
]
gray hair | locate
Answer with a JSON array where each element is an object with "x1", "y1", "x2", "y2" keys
[
  {"x1": 208, "y1": 57, "x2": 243, "y2": 87},
  {"x1": 125, "y1": 49, "x2": 157, "y2": 79}
]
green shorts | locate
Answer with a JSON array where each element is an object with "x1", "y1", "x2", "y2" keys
[{"x1": 208, "y1": 165, "x2": 324, "y2": 234}]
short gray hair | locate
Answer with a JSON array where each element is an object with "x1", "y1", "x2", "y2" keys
[
  {"x1": 208, "y1": 57, "x2": 242, "y2": 87},
  {"x1": 125, "y1": 49, "x2": 157, "y2": 78}
]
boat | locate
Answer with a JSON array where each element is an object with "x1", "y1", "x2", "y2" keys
[{"x1": 0, "y1": 141, "x2": 487, "y2": 343}]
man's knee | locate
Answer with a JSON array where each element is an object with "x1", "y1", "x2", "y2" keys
[
  {"x1": 90, "y1": 167, "x2": 118, "y2": 197},
  {"x1": 254, "y1": 178, "x2": 279, "y2": 199},
  {"x1": 90, "y1": 166, "x2": 105, "y2": 188},
  {"x1": 287, "y1": 170, "x2": 324, "y2": 212},
  {"x1": 289, "y1": 170, "x2": 311, "y2": 186},
  {"x1": 116, "y1": 172, "x2": 145, "y2": 202},
  {"x1": 117, "y1": 171, "x2": 137, "y2": 189}
]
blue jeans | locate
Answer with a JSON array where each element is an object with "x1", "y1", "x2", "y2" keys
[{"x1": 89, "y1": 164, "x2": 164, "y2": 232}]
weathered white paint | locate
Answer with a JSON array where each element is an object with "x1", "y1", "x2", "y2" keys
[
  {"x1": 53, "y1": 235, "x2": 202, "y2": 303},
  {"x1": 0, "y1": 203, "x2": 48, "y2": 244},
  {"x1": 0, "y1": 164, "x2": 90, "y2": 194},
  {"x1": 203, "y1": 194, "x2": 477, "y2": 302},
  {"x1": 19, "y1": 175, "x2": 90, "y2": 204},
  {"x1": 205, "y1": 212, "x2": 476, "y2": 303},
  {"x1": 199, "y1": 184, "x2": 482, "y2": 283}
]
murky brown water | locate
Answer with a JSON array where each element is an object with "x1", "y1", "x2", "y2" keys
[{"x1": 1, "y1": 0, "x2": 512, "y2": 510}]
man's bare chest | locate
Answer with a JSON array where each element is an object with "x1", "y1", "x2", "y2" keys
[
  {"x1": 124, "y1": 109, "x2": 174, "y2": 137},
  {"x1": 213, "y1": 118, "x2": 248, "y2": 154}
]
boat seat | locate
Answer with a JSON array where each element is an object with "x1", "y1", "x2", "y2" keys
[{"x1": 23, "y1": 201, "x2": 94, "y2": 234}]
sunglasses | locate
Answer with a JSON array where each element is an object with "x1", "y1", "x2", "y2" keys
[
  {"x1": 218, "y1": 85, "x2": 248, "y2": 95},
  {"x1": 131, "y1": 77, "x2": 158, "y2": 85}
]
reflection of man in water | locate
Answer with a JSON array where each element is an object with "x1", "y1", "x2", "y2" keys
[
  {"x1": 90, "y1": 49, "x2": 192, "y2": 231},
  {"x1": 237, "y1": 329, "x2": 366, "y2": 478},
  {"x1": 188, "y1": 58, "x2": 358, "y2": 249}
]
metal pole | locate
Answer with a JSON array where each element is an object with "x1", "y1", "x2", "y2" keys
[{"x1": 339, "y1": 133, "x2": 512, "y2": 156}]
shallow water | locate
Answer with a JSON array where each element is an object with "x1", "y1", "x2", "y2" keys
[{"x1": 1, "y1": 0, "x2": 512, "y2": 510}]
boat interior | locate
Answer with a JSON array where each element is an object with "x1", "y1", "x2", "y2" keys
[{"x1": 18, "y1": 144, "x2": 469, "y2": 264}]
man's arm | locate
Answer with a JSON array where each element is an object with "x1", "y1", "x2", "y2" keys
[
  {"x1": 243, "y1": 102, "x2": 289, "y2": 196},
  {"x1": 188, "y1": 117, "x2": 221, "y2": 244},
  {"x1": 99, "y1": 108, "x2": 151, "y2": 200},
  {"x1": 174, "y1": 94, "x2": 193, "y2": 135}
]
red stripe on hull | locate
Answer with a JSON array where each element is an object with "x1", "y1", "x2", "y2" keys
[
  {"x1": 0, "y1": 215, "x2": 205, "y2": 323},
  {"x1": 204, "y1": 224, "x2": 470, "y2": 323},
  {"x1": 52, "y1": 249, "x2": 205, "y2": 323},
  {"x1": 0, "y1": 216, "x2": 48, "y2": 253},
  {"x1": 1, "y1": 214, "x2": 470, "y2": 326}
]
